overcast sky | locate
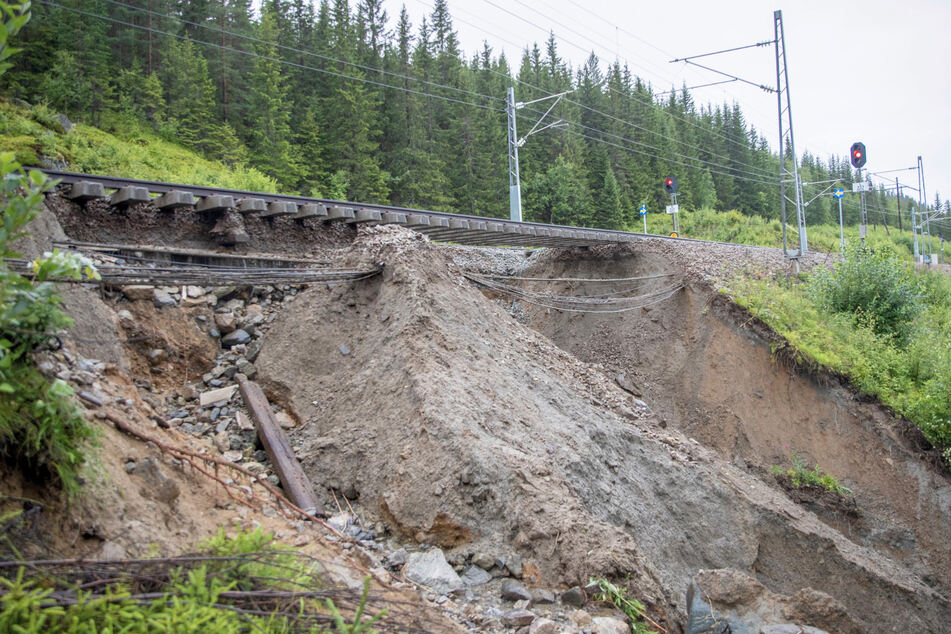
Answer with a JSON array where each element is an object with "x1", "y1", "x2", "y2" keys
[{"x1": 383, "y1": 0, "x2": 950, "y2": 210}]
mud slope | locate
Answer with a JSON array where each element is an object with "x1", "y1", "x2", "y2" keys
[
  {"x1": 521, "y1": 244, "x2": 951, "y2": 596},
  {"x1": 256, "y1": 227, "x2": 949, "y2": 632}
]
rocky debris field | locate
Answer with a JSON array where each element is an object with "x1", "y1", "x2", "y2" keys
[{"x1": 9, "y1": 201, "x2": 951, "y2": 633}]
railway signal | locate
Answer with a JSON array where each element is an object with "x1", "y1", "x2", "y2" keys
[
  {"x1": 850, "y1": 142, "x2": 866, "y2": 168},
  {"x1": 664, "y1": 176, "x2": 678, "y2": 194}
]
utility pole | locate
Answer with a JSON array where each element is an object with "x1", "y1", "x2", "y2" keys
[
  {"x1": 918, "y1": 155, "x2": 932, "y2": 261},
  {"x1": 506, "y1": 87, "x2": 571, "y2": 222},
  {"x1": 774, "y1": 10, "x2": 807, "y2": 257},
  {"x1": 896, "y1": 178, "x2": 902, "y2": 232}
]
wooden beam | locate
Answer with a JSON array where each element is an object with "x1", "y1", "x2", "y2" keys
[{"x1": 237, "y1": 377, "x2": 325, "y2": 518}]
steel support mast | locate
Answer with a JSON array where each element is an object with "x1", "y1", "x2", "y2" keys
[
  {"x1": 506, "y1": 87, "x2": 571, "y2": 222},
  {"x1": 774, "y1": 10, "x2": 807, "y2": 257}
]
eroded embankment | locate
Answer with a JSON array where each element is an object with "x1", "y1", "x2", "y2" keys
[
  {"x1": 255, "y1": 228, "x2": 950, "y2": 632},
  {"x1": 518, "y1": 245, "x2": 951, "y2": 595}
]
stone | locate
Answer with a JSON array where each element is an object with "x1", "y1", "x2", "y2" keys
[
  {"x1": 338, "y1": 344, "x2": 350, "y2": 356},
  {"x1": 571, "y1": 610, "x2": 592, "y2": 627},
  {"x1": 55, "y1": 113, "x2": 73, "y2": 133},
  {"x1": 121, "y1": 285, "x2": 154, "y2": 301},
  {"x1": 591, "y1": 617, "x2": 629, "y2": 634},
  {"x1": 199, "y1": 384, "x2": 237, "y2": 407},
  {"x1": 153, "y1": 288, "x2": 177, "y2": 307},
  {"x1": 327, "y1": 513, "x2": 353, "y2": 533},
  {"x1": 501, "y1": 609, "x2": 535, "y2": 628},
  {"x1": 214, "y1": 312, "x2": 237, "y2": 334},
  {"x1": 236, "y1": 358, "x2": 256, "y2": 378},
  {"x1": 561, "y1": 586, "x2": 587, "y2": 607},
  {"x1": 472, "y1": 552, "x2": 496, "y2": 570},
  {"x1": 460, "y1": 565, "x2": 492, "y2": 587},
  {"x1": 186, "y1": 285, "x2": 205, "y2": 298},
  {"x1": 221, "y1": 329, "x2": 251, "y2": 347},
  {"x1": 531, "y1": 589, "x2": 556, "y2": 605},
  {"x1": 404, "y1": 549, "x2": 463, "y2": 595},
  {"x1": 275, "y1": 411, "x2": 295, "y2": 429},
  {"x1": 132, "y1": 457, "x2": 180, "y2": 504},
  {"x1": 385, "y1": 548, "x2": 408, "y2": 568},
  {"x1": 615, "y1": 372, "x2": 641, "y2": 396},
  {"x1": 223, "y1": 450, "x2": 243, "y2": 463},
  {"x1": 213, "y1": 432, "x2": 230, "y2": 453},
  {"x1": 505, "y1": 554, "x2": 523, "y2": 577},
  {"x1": 117, "y1": 309, "x2": 135, "y2": 328},
  {"x1": 215, "y1": 418, "x2": 230, "y2": 434},
  {"x1": 181, "y1": 384, "x2": 199, "y2": 401},
  {"x1": 147, "y1": 349, "x2": 166, "y2": 365},
  {"x1": 528, "y1": 618, "x2": 560, "y2": 634},
  {"x1": 236, "y1": 411, "x2": 255, "y2": 431},
  {"x1": 245, "y1": 340, "x2": 263, "y2": 362},
  {"x1": 501, "y1": 579, "x2": 532, "y2": 602}
]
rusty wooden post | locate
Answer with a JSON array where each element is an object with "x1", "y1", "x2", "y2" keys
[{"x1": 237, "y1": 376, "x2": 325, "y2": 518}]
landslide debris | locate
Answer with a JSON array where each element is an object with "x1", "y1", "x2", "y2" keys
[{"x1": 256, "y1": 225, "x2": 951, "y2": 632}]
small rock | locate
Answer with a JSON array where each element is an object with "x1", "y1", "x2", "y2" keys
[
  {"x1": 472, "y1": 552, "x2": 496, "y2": 570},
  {"x1": 214, "y1": 312, "x2": 237, "y2": 334},
  {"x1": 235, "y1": 357, "x2": 258, "y2": 379},
  {"x1": 132, "y1": 457, "x2": 180, "y2": 504},
  {"x1": 461, "y1": 565, "x2": 492, "y2": 587},
  {"x1": 152, "y1": 288, "x2": 177, "y2": 307},
  {"x1": 571, "y1": 609, "x2": 593, "y2": 627},
  {"x1": 199, "y1": 385, "x2": 237, "y2": 407},
  {"x1": 186, "y1": 285, "x2": 204, "y2": 298},
  {"x1": 561, "y1": 586, "x2": 587, "y2": 607},
  {"x1": 215, "y1": 418, "x2": 230, "y2": 434},
  {"x1": 221, "y1": 329, "x2": 251, "y2": 347},
  {"x1": 505, "y1": 554, "x2": 523, "y2": 578},
  {"x1": 404, "y1": 549, "x2": 463, "y2": 595},
  {"x1": 121, "y1": 285, "x2": 154, "y2": 301},
  {"x1": 181, "y1": 384, "x2": 199, "y2": 401},
  {"x1": 592, "y1": 616, "x2": 629, "y2": 634},
  {"x1": 213, "y1": 432, "x2": 230, "y2": 453},
  {"x1": 124, "y1": 460, "x2": 136, "y2": 473},
  {"x1": 501, "y1": 609, "x2": 535, "y2": 628},
  {"x1": 243, "y1": 461, "x2": 266, "y2": 474},
  {"x1": 223, "y1": 450, "x2": 243, "y2": 463},
  {"x1": 245, "y1": 340, "x2": 263, "y2": 362},
  {"x1": 275, "y1": 411, "x2": 295, "y2": 429},
  {"x1": 148, "y1": 349, "x2": 166, "y2": 365},
  {"x1": 531, "y1": 589, "x2": 555, "y2": 605},
  {"x1": 236, "y1": 411, "x2": 255, "y2": 431},
  {"x1": 209, "y1": 328, "x2": 221, "y2": 339},
  {"x1": 266, "y1": 474, "x2": 280, "y2": 486},
  {"x1": 338, "y1": 344, "x2": 350, "y2": 356},
  {"x1": 501, "y1": 579, "x2": 532, "y2": 602},
  {"x1": 327, "y1": 513, "x2": 353, "y2": 533},
  {"x1": 386, "y1": 548, "x2": 409, "y2": 568},
  {"x1": 117, "y1": 309, "x2": 135, "y2": 327},
  {"x1": 529, "y1": 618, "x2": 560, "y2": 634}
]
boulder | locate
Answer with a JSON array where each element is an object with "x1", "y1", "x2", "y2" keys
[
  {"x1": 404, "y1": 549, "x2": 463, "y2": 595},
  {"x1": 221, "y1": 329, "x2": 251, "y2": 347},
  {"x1": 460, "y1": 565, "x2": 492, "y2": 587},
  {"x1": 501, "y1": 579, "x2": 532, "y2": 602},
  {"x1": 501, "y1": 609, "x2": 535, "y2": 628}
]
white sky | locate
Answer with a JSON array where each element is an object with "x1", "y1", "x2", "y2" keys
[{"x1": 384, "y1": 0, "x2": 951, "y2": 209}]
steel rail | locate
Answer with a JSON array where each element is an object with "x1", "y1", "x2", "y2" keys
[{"x1": 34, "y1": 168, "x2": 787, "y2": 253}]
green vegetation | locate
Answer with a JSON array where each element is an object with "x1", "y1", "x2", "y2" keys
[
  {"x1": 726, "y1": 249, "x2": 951, "y2": 467},
  {"x1": 589, "y1": 577, "x2": 656, "y2": 634},
  {"x1": 771, "y1": 452, "x2": 852, "y2": 497},
  {"x1": 0, "y1": 0, "x2": 944, "y2": 234},
  {"x1": 0, "y1": 528, "x2": 387, "y2": 633},
  {"x1": 0, "y1": 152, "x2": 97, "y2": 499}
]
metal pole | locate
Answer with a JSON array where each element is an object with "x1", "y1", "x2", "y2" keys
[
  {"x1": 838, "y1": 196, "x2": 844, "y2": 251},
  {"x1": 919, "y1": 156, "x2": 932, "y2": 261},
  {"x1": 774, "y1": 10, "x2": 807, "y2": 256},
  {"x1": 774, "y1": 13, "x2": 787, "y2": 255},
  {"x1": 895, "y1": 178, "x2": 902, "y2": 232},
  {"x1": 642, "y1": 212, "x2": 647, "y2": 234},
  {"x1": 912, "y1": 208, "x2": 920, "y2": 262},
  {"x1": 506, "y1": 86, "x2": 522, "y2": 222}
]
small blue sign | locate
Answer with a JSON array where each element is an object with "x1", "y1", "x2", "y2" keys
[
  {"x1": 638, "y1": 205, "x2": 647, "y2": 215},
  {"x1": 833, "y1": 188, "x2": 845, "y2": 199}
]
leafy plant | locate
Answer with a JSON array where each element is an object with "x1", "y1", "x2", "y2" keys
[
  {"x1": 589, "y1": 577, "x2": 657, "y2": 634},
  {"x1": 808, "y1": 243, "x2": 923, "y2": 342},
  {"x1": 771, "y1": 452, "x2": 852, "y2": 497},
  {"x1": 0, "y1": 152, "x2": 98, "y2": 497}
]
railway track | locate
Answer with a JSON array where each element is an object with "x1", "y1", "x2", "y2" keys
[{"x1": 36, "y1": 168, "x2": 782, "y2": 252}]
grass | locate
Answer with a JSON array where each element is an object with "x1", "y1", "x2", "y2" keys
[
  {"x1": 588, "y1": 577, "x2": 657, "y2": 634},
  {"x1": 725, "y1": 265, "x2": 951, "y2": 466},
  {"x1": 771, "y1": 452, "x2": 852, "y2": 497},
  {"x1": 0, "y1": 100, "x2": 278, "y2": 191}
]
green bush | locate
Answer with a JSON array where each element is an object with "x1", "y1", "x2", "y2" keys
[
  {"x1": 808, "y1": 243, "x2": 923, "y2": 342},
  {"x1": 0, "y1": 153, "x2": 97, "y2": 497},
  {"x1": 771, "y1": 452, "x2": 852, "y2": 496}
]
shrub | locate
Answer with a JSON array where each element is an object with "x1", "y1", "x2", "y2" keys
[
  {"x1": 0, "y1": 153, "x2": 97, "y2": 497},
  {"x1": 771, "y1": 452, "x2": 852, "y2": 497},
  {"x1": 808, "y1": 243, "x2": 923, "y2": 342}
]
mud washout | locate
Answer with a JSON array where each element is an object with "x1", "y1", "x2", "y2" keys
[{"x1": 254, "y1": 227, "x2": 950, "y2": 632}]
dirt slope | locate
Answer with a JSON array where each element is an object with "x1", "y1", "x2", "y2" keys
[{"x1": 256, "y1": 227, "x2": 950, "y2": 632}]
